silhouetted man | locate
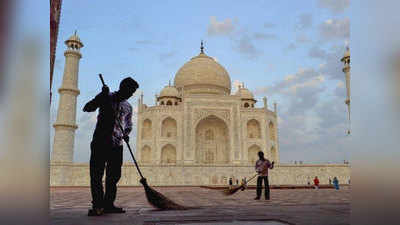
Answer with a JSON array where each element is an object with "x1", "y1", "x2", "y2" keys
[
  {"x1": 254, "y1": 151, "x2": 274, "y2": 200},
  {"x1": 83, "y1": 77, "x2": 138, "y2": 216}
]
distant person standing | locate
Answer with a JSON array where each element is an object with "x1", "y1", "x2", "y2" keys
[
  {"x1": 229, "y1": 178, "x2": 233, "y2": 187},
  {"x1": 313, "y1": 176, "x2": 320, "y2": 189},
  {"x1": 329, "y1": 178, "x2": 332, "y2": 185},
  {"x1": 254, "y1": 151, "x2": 274, "y2": 200},
  {"x1": 333, "y1": 177, "x2": 339, "y2": 190}
]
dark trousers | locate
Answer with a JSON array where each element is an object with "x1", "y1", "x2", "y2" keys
[
  {"x1": 256, "y1": 176, "x2": 270, "y2": 199},
  {"x1": 90, "y1": 141, "x2": 123, "y2": 208}
]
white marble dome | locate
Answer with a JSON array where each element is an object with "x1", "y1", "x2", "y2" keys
[
  {"x1": 159, "y1": 85, "x2": 179, "y2": 98},
  {"x1": 174, "y1": 51, "x2": 231, "y2": 95},
  {"x1": 235, "y1": 87, "x2": 254, "y2": 99}
]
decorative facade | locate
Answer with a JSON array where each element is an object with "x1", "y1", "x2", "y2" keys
[{"x1": 136, "y1": 44, "x2": 279, "y2": 169}]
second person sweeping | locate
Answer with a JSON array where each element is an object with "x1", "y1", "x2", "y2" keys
[{"x1": 254, "y1": 151, "x2": 274, "y2": 200}]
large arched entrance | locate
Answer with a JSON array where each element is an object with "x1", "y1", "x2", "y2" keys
[{"x1": 195, "y1": 115, "x2": 230, "y2": 164}]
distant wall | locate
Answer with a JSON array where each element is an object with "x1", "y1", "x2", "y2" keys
[{"x1": 50, "y1": 163, "x2": 350, "y2": 186}]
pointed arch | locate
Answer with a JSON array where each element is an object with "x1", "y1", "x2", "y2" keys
[
  {"x1": 161, "y1": 117, "x2": 177, "y2": 138},
  {"x1": 247, "y1": 119, "x2": 261, "y2": 139},
  {"x1": 142, "y1": 119, "x2": 152, "y2": 139},
  {"x1": 141, "y1": 145, "x2": 151, "y2": 163},
  {"x1": 269, "y1": 121, "x2": 275, "y2": 141},
  {"x1": 195, "y1": 115, "x2": 230, "y2": 164},
  {"x1": 161, "y1": 144, "x2": 176, "y2": 164}
]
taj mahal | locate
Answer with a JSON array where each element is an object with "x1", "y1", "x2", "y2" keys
[
  {"x1": 136, "y1": 41, "x2": 279, "y2": 167},
  {"x1": 50, "y1": 33, "x2": 350, "y2": 187}
]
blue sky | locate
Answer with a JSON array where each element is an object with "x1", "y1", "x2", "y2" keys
[{"x1": 49, "y1": 0, "x2": 350, "y2": 163}]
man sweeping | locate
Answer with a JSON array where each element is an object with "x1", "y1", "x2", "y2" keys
[
  {"x1": 83, "y1": 77, "x2": 139, "y2": 216},
  {"x1": 254, "y1": 151, "x2": 274, "y2": 200}
]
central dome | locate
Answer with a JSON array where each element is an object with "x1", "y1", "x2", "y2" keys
[{"x1": 174, "y1": 47, "x2": 231, "y2": 95}]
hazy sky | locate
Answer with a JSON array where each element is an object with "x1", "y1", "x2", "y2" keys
[{"x1": 49, "y1": 0, "x2": 350, "y2": 163}]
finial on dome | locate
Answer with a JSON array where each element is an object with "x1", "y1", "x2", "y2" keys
[
  {"x1": 200, "y1": 40, "x2": 204, "y2": 54},
  {"x1": 74, "y1": 30, "x2": 77, "y2": 36}
]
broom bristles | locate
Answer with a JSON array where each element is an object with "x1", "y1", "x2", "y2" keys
[
  {"x1": 223, "y1": 185, "x2": 244, "y2": 196},
  {"x1": 223, "y1": 174, "x2": 257, "y2": 196},
  {"x1": 140, "y1": 178, "x2": 188, "y2": 210}
]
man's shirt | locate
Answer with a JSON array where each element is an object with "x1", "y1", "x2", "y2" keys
[
  {"x1": 255, "y1": 159, "x2": 273, "y2": 177},
  {"x1": 111, "y1": 98, "x2": 132, "y2": 146},
  {"x1": 84, "y1": 92, "x2": 132, "y2": 147}
]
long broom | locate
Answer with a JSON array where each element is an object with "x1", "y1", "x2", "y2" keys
[
  {"x1": 223, "y1": 173, "x2": 258, "y2": 196},
  {"x1": 99, "y1": 74, "x2": 187, "y2": 210}
]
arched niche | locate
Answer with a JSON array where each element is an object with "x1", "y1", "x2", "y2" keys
[
  {"x1": 195, "y1": 115, "x2": 229, "y2": 164},
  {"x1": 142, "y1": 119, "x2": 152, "y2": 139},
  {"x1": 161, "y1": 144, "x2": 176, "y2": 164},
  {"x1": 269, "y1": 121, "x2": 275, "y2": 141},
  {"x1": 271, "y1": 146, "x2": 277, "y2": 162},
  {"x1": 247, "y1": 119, "x2": 261, "y2": 139},
  {"x1": 248, "y1": 144, "x2": 261, "y2": 164},
  {"x1": 161, "y1": 117, "x2": 177, "y2": 138},
  {"x1": 141, "y1": 145, "x2": 151, "y2": 163}
]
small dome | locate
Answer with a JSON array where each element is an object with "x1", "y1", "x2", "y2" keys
[
  {"x1": 65, "y1": 31, "x2": 83, "y2": 47},
  {"x1": 235, "y1": 86, "x2": 254, "y2": 99},
  {"x1": 67, "y1": 33, "x2": 81, "y2": 42},
  {"x1": 159, "y1": 85, "x2": 179, "y2": 98}
]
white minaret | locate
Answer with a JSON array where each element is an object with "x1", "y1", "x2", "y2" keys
[
  {"x1": 263, "y1": 96, "x2": 268, "y2": 110},
  {"x1": 51, "y1": 32, "x2": 83, "y2": 166},
  {"x1": 341, "y1": 47, "x2": 351, "y2": 134}
]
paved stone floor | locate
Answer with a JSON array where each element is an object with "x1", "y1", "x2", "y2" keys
[{"x1": 50, "y1": 186, "x2": 350, "y2": 225}]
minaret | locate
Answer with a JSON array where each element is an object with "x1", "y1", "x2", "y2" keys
[
  {"x1": 263, "y1": 97, "x2": 268, "y2": 110},
  {"x1": 341, "y1": 47, "x2": 351, "y2": 134},
  {"x1": 51, "y1": 32, "x2": 83, "y2": 174}
]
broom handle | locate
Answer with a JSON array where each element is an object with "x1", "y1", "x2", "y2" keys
[
  {"x1": 99, "y1": 73, "x2": 106, "y2": 86},
  {"x1": 246, "y1": 174, "x2": 258, "y2": 184},
  {"x1": 98, "y1": 74, "x2": 145, "y2": 179},
  {"x1": 117, "y1": 119, "x2": 145, "y2": 179}
]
